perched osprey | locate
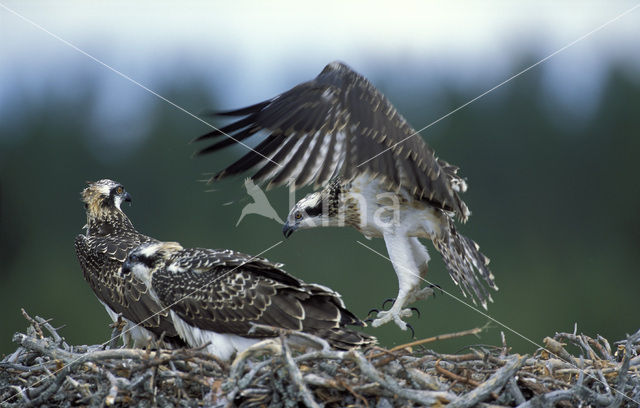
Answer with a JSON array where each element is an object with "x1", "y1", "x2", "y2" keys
[
  {"x1": 122, "y1": 241, "x2": 375, "y2": 360},
  {"x1": 74, "y1": 179, "x2": 183, "y2": 347},
  {"x1": 194, "y1": 61, "x2": 497, "y2": 330}
]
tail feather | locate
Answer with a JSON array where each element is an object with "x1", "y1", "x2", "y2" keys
[
  {"x1": 434, "y1": 220, "x2": 497, "y2": 308},
  {"x1": 317, "y1": 328, "x2": 377, "y2": 350},
  {"x1": 299, "y1": 286, "x2": 377, "y2": 349}
]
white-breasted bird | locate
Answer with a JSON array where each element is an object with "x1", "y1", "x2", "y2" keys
[
  {"x1": 74, "y1": 180, "x2": 185, "y2": 347},
  {"x1": 194, "y1": 61, "x2": 497, "y2": 330},
  {"x1": 122, "y1": 241, "x2": 375, "y2": 360}
]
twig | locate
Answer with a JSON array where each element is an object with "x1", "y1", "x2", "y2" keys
[
  {"x1": 370, "y1": 327, "x2": 483, "y2": 359},
  {"x1": 104, "y1": 371, "x2": 120, "y2": 406},
  {"x1": 349, "y1": 349, "x2": 449, "y2": 406},
  {"x1": 435, "y1": 358, "x2": 493, "y2": 393},
  {"x1": 280, "y1": 334, "x2": 320, "y2": 408},
  {"x1": 507, "y1": 377, "x2": 525, "y2": 405},
  {"x1": 337, "y1": 378, "x2": 370, "y2": 408},
  {"x1": 597, "y1": 335, "x2": 613, "y2": 360},
  {"x1": 515, "y1": 389, "x2": 575, "y2": 408},
  {"x1": 612, "y1": 329, "x2": 640, "y2": 406},
  {"x1": 500, "y1": 331, "x2": 508, "y2": 357},
  {"x1": 20, "y1": 309, "x2": 43, "y2": 339},
  {"x1": 33, "y1": 316, "x2": 64, "y2": 347},
  {"x1": 4, "y1": 310, "x2": 640, "y2": 407},
  {"x1": 447, "y1": 355, "x2": 525, "y2": 408},
  {"x1": 543, "y1": 337, "x2": 579, "y2": 367}
]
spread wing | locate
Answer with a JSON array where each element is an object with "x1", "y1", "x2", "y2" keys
[
  {"x1": 195, "y1": 61, "x2": 468, "y2": 220},
  {"x1": 74, "y1": 234, "x2": 179, "y2": 338},
  {"x1": 151, "y1": 248, "x2": 369, "y2": 342}
]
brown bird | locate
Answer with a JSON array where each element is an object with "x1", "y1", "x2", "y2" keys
[
  {"x1": 74, "y1": 179, "x2": 184, "y2": 348},
  {"x1": 122, "y1": 241, "x2": 376, "y2": 360},
  {"x1": 194, "y1": 61, "x2": 497, "y2": 331}
]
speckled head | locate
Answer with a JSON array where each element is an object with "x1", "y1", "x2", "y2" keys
[
  {"x1": 81, "y1": 179, "x2": 132, "y2": 220},
  {"x1": 282, "y1": 181, "x2": 347, "y2": 237},
  {"x1": 121, "y1": 241, "x2": 183, "y2": 283}
]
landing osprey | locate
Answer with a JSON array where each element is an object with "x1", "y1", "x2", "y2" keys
[
  {"x1": 74, "y1": 179, "x2": 183, "y2": 347},
  {"x1": 123, "y1": 241, "x2": 375, "y2": 360},
  {"x1": 194, "y1": 61, "x2": 497, "y2": 330}
]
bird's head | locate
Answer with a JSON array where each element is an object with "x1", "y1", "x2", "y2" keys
[
  {"x1": 283, "y1": 191, "x2": 340, "y2": 238},
  {"x1": 81, "y1": 179, "x2": 132, "y2": 220},
  {"x1": 121, "y1": 241, "x2": 183, "y2": 285}
]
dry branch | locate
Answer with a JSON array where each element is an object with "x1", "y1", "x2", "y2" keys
[{"x1": 1, "y1": 310, "x2": 639, "y2": 407}]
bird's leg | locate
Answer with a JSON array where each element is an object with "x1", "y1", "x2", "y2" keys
[
  {"x1": 378, "y1": 282, "x2": 438, "y2": 310},
  {"x1": 369, "y1": 280, "x2": 433, "y2": 332},
  {"x1": 400, "y1": 237, "x2": 438, "y2": 315},
  {"x1": 370, "y1": 297, "x2": 415, "y2": 330},
  {"x1": 382, "y1": 298, "x2": 395, "y2": 309},
  {"x1": 106, "y1": 315, "x2": 126, "y2": 349},
  {"x1": 366, "y1": 298, "x2": 396, "y2": 318},
  {"x1": 405, "y1": 284, "x2": 437, "y2": 305},
  {"x1": 371, "y1": 234, "x2": 422, "y2": 330},
  {"x1": 370, "y1": 285, "x2": 435, "y2": 324}
]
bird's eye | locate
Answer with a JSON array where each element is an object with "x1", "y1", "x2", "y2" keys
[
  {"x1": 115, "y1": 186, "x2": 124, "y2": 195},
  {"x1": 295, "y1": 211, "x2": 302, "y2": 220}
]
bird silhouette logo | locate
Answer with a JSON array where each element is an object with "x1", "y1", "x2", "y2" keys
[{"x1": 236, "y1": 178, "x2": 284, "y2": 226}]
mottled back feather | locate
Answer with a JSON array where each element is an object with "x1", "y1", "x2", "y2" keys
[{"x1": 148, "y1": 246, "x2": 375, "y2": 349}]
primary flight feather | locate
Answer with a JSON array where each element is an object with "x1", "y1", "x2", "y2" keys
[{"x1": 196, "y1": 61, "x2": 497, "y2": 330}]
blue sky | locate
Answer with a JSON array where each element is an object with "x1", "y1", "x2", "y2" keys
[{"x1": 1, "y1": 1, "x2": 639, "y2": 142}]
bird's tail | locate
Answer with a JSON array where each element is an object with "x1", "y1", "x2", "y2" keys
[
  {"x1": 303, "y1": 283, "x2": 377, "y2": 349},
  {"x1": 316, "y1": 328, "x2": 377, "y2": 350},
  {"x1": 434, "y1": 220, "x2": 498, "y2": 308}
]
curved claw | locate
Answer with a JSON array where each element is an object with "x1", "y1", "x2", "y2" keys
[
  {"x1": 406, "y1": 323, "x2": 416, "y2": 339},
  {"x1": 382, "y1": 298, "x2": 395, "y2": 309},
  {"x1": 409, "y1": 307, "x2": 421, "y2": 319},
  {"x1": 367, "y1": 308, "x2": 380, "y2": 318},
  {"x1": 429, "y1": 283, "x2": 443, "y2": 296}
]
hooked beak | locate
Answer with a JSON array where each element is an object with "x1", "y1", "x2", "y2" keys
[
  {"x1": 282, "y1": 222, "x2": 296, "y2": 238},
  {"x1": 124, "y1": 192, "x2": 132, "y2": 205}
]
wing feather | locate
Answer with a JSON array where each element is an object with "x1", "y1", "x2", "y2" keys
[
  {"x1": 293, "y1": 131, "x2": 325, "y2": 187},
  {"x1": 74, "y1": 234, "x2": 179, "y2": 338},
  {"x1": 216, "y1": 100, "x2": 271, "y2": 117},
  {"x1": 194, "y1": 125, "x2": 261, "y2": 154},
  {"x1": 193, "y1": 116, "x2": 256, "y2": 143},
  {"x1": 196, "y1": 61, "x2": 468, "y2": 219},
  {"x1": 252, "y1": 134, "x2": 301, "y2": 182},
  {"x1": 315, "y1": 130, "x2": 341, "y2": 186},
  {"x1": 270, "y1": 134, "x2": 313, "y2": 185},
  {"x1": 213, "y1": 132, "x2": 287, "y2": 178},
  {"x1": 150, "y1": 248, "x2": 367, "y2": 339}
]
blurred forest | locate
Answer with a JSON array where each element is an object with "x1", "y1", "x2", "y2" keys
[{"x1": 1, "y1": 59, "x2": 639, "y2": 357}]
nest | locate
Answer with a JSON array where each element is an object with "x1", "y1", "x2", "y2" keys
[{"x1": 1, "y1": 310, "x2": 639, "y2": 407}]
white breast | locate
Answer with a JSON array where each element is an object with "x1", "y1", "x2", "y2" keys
[
  {"x1": 348, "y1": 174, "x2": 445, "y2": 239},
  {"x1": 99, "y1": 300, "x2": 155, "y2": 348},
  {"x1": 170, "y1": 311, "x2": 260, "y2": 361}
]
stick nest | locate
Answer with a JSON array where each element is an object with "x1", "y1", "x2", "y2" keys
[{"x1": 1, "y1": 310, "x2": 639, "y2": 407}]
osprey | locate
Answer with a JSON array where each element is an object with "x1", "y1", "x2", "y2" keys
[
  {"x1": 194, "y1": 61, "x2": 498, "y2": 330},
  {"x1": 74, "y1": 179, "x2": 183, "y2": 347},
  {"x1": 122, "y1": 241, "x2": 375, "y2": 360}
]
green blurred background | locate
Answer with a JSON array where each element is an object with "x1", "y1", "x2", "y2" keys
[{"x1": 1, "y1": 2, "x2": 639, "y2": 356}]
